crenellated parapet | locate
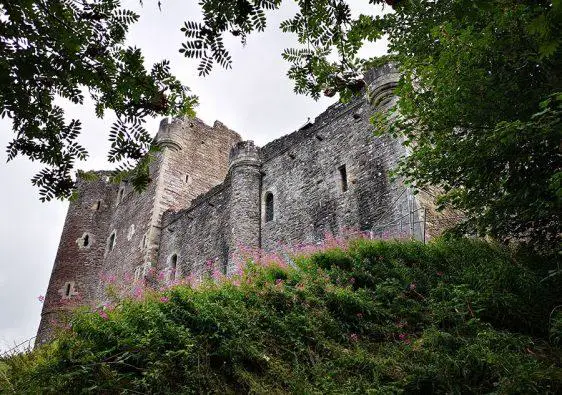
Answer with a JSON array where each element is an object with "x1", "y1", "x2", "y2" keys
[
  {"x1": 228, "y1": 140, "x2": 261, "y2": 170},
  {"x1": 155, "y1": 117, "x2": 184, "y2": 151},
  {"x1": 364, "y1": 63, "x2": 400, "y2": 108}
]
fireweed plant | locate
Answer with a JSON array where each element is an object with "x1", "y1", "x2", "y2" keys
[{"x1": 6, "y1": 237, "x2": 562, "y2": 393}]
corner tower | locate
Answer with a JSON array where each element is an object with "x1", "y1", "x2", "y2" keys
[
  {"x1": 227, "y1": 141, "x2": 262, "y2": 274},
  {"x1": 37, "y1": 118, "x2": 241, "y2": 344},
  {"x1": 36, "y1": 172, "x2": 118, "y2": 344}
]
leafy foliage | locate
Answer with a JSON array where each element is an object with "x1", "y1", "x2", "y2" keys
[
  {"x1": 180, "y1": 0, "x2": 282, "y2": 76},
  {"x1": 184, "y1": 0, "x2": 561, "y2": 253},
  {"x1": 2, "y1": 239, "x2": 561, "y2": 393},
  {"x1": 1, "y1": 1, "x2": 197, "y2": 200}
]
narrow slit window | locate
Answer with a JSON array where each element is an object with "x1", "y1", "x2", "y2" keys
[
  {"x1": 83, "y1": 234, "x2": 89, "y2": 247},
  {"x1": 108, "y1": 232, "x2": 116, "y2": 251},
  {"x1": 265, "y1": 192, "x2": 274, "y2": 222},
  {"x1": 169, "y1": 254, "x2": 178, "y2": 281},
  {"x1": 185, "y1": 174, "x2": 189, "y2": 183},
  {"x1": 65, "y1": 283, "x2": 71, "y2": 297},
  {"x1": 339, "y1": 165, "x2": 348, "y2": 192},
  {"x1": 95, "y1": 200, "x2": 101, "y2": 210}
]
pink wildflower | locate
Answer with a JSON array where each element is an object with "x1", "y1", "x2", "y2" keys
[
  {"x1": 398, "y1": 333, "x2": 407, "y2": 340},
  {"x1": 133, "y1": 286, "x2": 144, "y2": 299},
  {"x1": 37, "y1": 295, "x2": 45, "y2": 303},
  {"x1": 356, "y1": 312, "x2": 363, "y2": 319},
  {"x1": 350, "y1": 333, "x2": 359, "y2": 342},
  {"x1": 98, "y1": 310, "x2": 109, "y2": 320},
  {"x1": 436, "y1": 271, "x2": 444, "y2": 277},
  {"x1": 160, "y1": 296, "x2": 169, "y2": 303},
  {"x1": 275, "y1": 278, "x2": 284, "y2": 286},
  {"x1": 349, "y1": 277, "x2": 356, "y2": 285},
  {"x1": 409, "y1": 282, "x2": 417, "y2": 290}
]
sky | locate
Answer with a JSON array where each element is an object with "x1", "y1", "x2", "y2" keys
[{"x1": 0, "y1": 0, "x2": 387, "y2": 353}]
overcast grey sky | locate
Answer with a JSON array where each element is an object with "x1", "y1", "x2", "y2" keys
[{"x1": 0, "y1": 0, "x2": 387, "y2": 352}]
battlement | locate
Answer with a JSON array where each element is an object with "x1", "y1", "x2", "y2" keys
[{"x1": 229, "y1": 140, "x2": 261, "y2": 169}]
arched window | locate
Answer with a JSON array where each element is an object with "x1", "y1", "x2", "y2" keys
[
  {"x1": 169, "y1": 254, "x2": 178, "y2": 281},
  {"x1": 265, "y1": 192, "x2": 274, "y2": 222}
]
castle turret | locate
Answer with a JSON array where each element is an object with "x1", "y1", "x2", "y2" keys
[
  {"x1": 364, "y1": 63, "x2": 400, "y2": 109},
  {"x1": 36, "y1": 172, "x2": 117, "y2": 345},
  {"x1": 227, "y1": 141, "x2": 262, "y2": 274},
  {"x1": 155, "y1": 117, "x2": 183, "y2": 151}
]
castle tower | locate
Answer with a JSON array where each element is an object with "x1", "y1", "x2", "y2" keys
[
  {"x1": 36, "y1": 173, "x2": 118, "y2": 344},
  {"x1": 37, "y1": 118, "x2": 241, "y2": 344},
  {"x1": 227, "y1": 141, "x2": 262, "y2": 274}
]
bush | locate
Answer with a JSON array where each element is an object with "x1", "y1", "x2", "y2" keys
[{"x1": 1, "y1": 238, "x2": 561, "y2": 393}]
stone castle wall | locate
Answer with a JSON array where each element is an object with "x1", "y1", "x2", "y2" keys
[{"x1": 38, "y1": 64, "x2": 432, "y2": 344}]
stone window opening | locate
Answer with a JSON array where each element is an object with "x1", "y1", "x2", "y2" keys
[
  {"x1": 108, "y1": 231, "x2": 116, "y2": 252},
  {"x1": 92, "y1": 200, "x2": 101, "y2": 210},
  {"x1": 77, "y1": 232, "x2": 93, "y2": 249},
  {"x1": 265, "y1": 192, "x2": 274, "y2": 222},
  {"x1": 339, "y1": 165, "x2": 348, "y2": 192},
  {"x1": 60, "y1": 281, "x2": 76, "y2": 299},
  {"x1": 185, "y1": 174, "x2": 190, "y2": 183},
  {"x1": 169, "y1": 254, "x2": 178, "y2": 281},
  {"x1": 117, "y1": 188, "x2": 125, "y2": 203}
]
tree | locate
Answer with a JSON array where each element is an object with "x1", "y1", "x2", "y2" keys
[
  {"x1": 2, "y1": 1, "x2": 560, "y2": 251},
  {"x1": 0, "y1": 0, "x2": 197, "y2": 201},
  {"x1": 181, "y1": 0, "x2": 561, "y2": 252}
]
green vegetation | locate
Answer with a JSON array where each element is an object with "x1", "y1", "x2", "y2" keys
[
  {"x1": 1, "y1": 1, "x2": 197, "y2": 201},
  {"x1": 2, "y1": 238, "x2": 561, "y2": 393}
]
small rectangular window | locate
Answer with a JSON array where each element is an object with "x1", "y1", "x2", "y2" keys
[
  {"x1": 265, "y1": 192, "x2": 274, "y2": 222},
  {"x1": 339, "y1": 165, "x2": 348, "y2": 192}
]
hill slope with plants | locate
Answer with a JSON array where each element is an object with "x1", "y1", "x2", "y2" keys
[{"x1": 1, "y1": 238, "x2": 561, "y2": 393}]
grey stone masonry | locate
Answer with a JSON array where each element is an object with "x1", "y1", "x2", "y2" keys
[{"x1": 38, "y1": 63, "x2": 448, "y2": 345}]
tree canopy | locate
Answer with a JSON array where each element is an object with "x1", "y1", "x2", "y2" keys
[{"x1": 0, "y1": 0, "x2": 197, "y2": 201}]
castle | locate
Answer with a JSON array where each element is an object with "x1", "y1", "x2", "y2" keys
[{"x1": 37, "y1": 64, "x2": 437, "y2": 344}]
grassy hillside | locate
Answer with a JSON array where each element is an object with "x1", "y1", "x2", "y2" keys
[{"x1": 1, "y1": 238, "x2": 561, "y2": 393}]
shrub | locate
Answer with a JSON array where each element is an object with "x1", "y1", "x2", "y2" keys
[{"x1": 1, "y1": 238, "x2": 560, "y2": 393}]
